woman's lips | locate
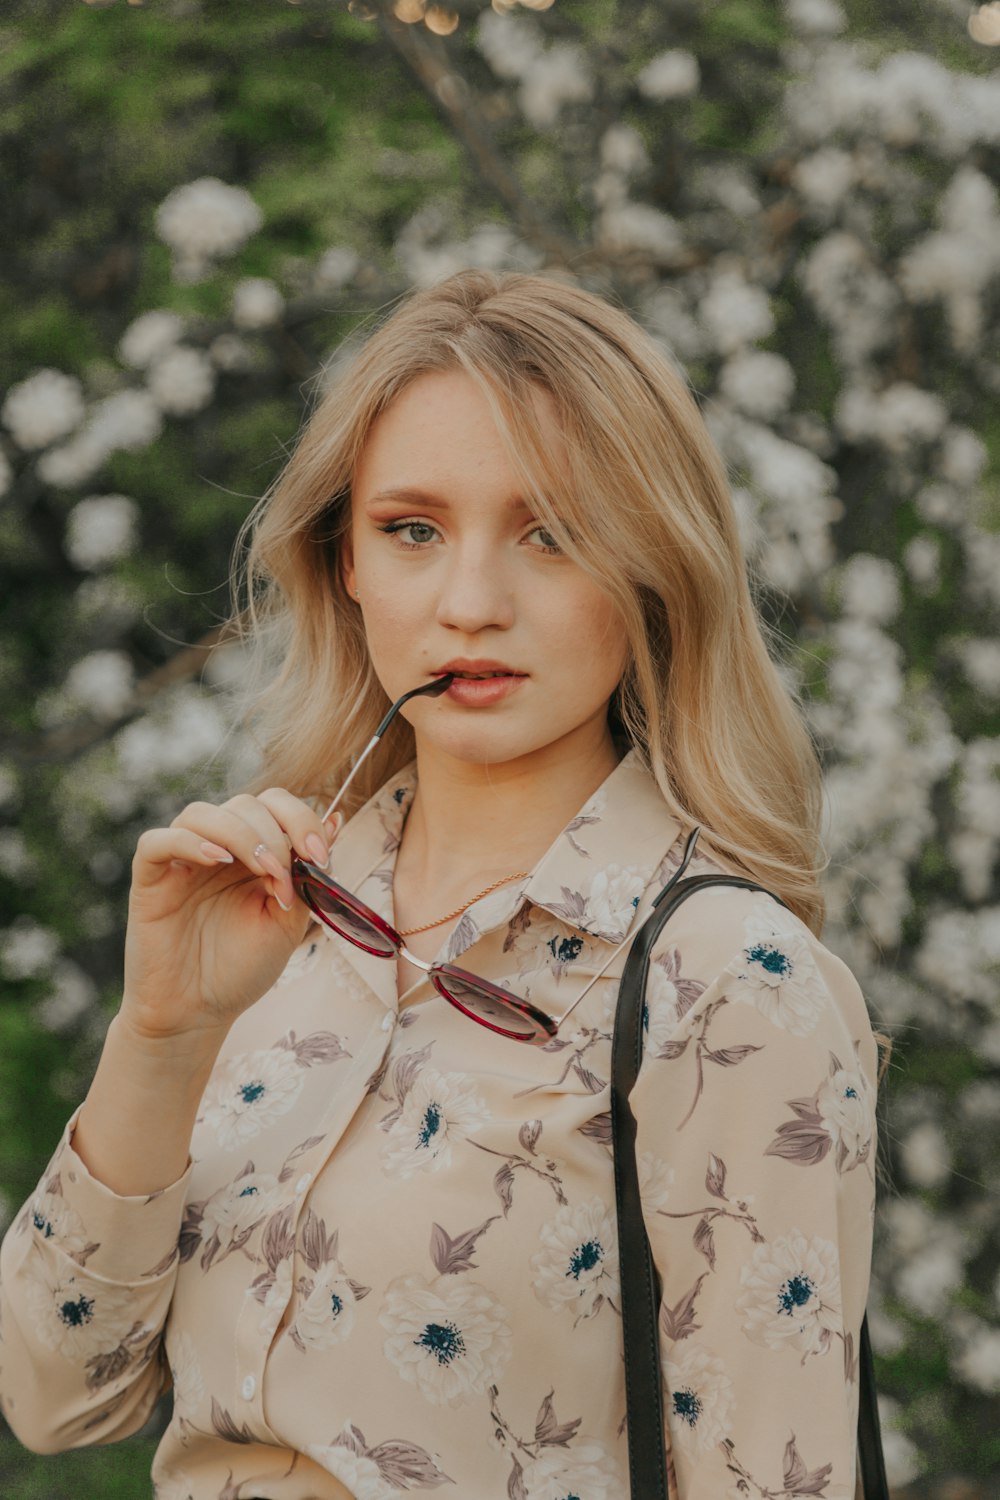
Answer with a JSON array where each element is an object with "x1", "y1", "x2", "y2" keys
[{"x1": 442, "y1": 673, "x2": 526, "y2": 706}]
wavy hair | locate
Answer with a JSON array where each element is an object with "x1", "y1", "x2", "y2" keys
[{"x1": 229, "y1": 269, "x2": 838, "y2": 947}]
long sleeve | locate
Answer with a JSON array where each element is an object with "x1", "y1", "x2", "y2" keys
[
  {"x1": 629, "y1": 887, "x2": 879, "y2": 1500},
  {"x1": 0, "y1": 1099, "x2": 192, "y2": 1454}
]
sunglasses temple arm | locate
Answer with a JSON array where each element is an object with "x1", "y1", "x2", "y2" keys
[
  {"x1": 551, "y1": 928, "x2": 637, "y2": 1028},
  {"x1": 318, "y1": 676, "x2": 455, "y2": 825},
  {"x1": 552, "y1": 825, "x2": 702, "y2": 1030}
]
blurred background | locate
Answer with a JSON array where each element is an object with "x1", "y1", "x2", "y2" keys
[{"x1": 1, "y1": 0, "x2": 999, "y2": 1494}]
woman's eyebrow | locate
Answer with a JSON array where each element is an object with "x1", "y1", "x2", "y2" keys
[{"x1": 364, "y1": 487, "x2": 532, "y2": 512}]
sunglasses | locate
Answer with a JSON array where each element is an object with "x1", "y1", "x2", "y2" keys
[{"x1": 290, "y1": 675, "x2": 700, "y2": 1044}]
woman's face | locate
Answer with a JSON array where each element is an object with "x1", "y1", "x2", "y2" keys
[{"x1": 342, "y1": 369, "x2": 630, "y2": 768}]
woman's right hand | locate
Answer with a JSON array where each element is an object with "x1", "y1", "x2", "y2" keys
[{"x1": 120, "y1": 788, "x2": 340, "y2": 1045}]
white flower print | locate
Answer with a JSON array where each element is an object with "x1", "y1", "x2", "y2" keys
[
  {"x1": 23, "y1": 1253, "x2": 137, "y2": 1362},
  {"x1": 166, "y1": 1331, "x2": 205, "y2": 1415},
  {"x1": 380, "y1": 1068, "x2": 491, "y2": 1179},
  {"x1": 292, "y1": 1263, "x2": 359, "y2": 1350},
  {"x1": 508, "y1": 914, "x2": 593, "y2": 981},
  {"x1": 637, "y1": 1150, "x2": 675, "y2": 1213},
  {"x1": 644, "y1": 963, "x2": 683, "y2": 1051},
  {"x1": 199, "y1": 1170, "x2": 283, "y2": 1254},
  {"x1": 198, "y1": 1046, "x2": 304, "y2": 1149},
  {"x1": 735, "y1": 1229, "x2": 843, "y2": 1360},
  {"x1": 816, "y1": 1065, "x2": 875, "y2": 1169},
  {"x1": 29, "y1": 1192, "x2": 90, "y2": 1259},
  {"x1": 258, "y1": 1257, "x2": 294, "y2": 1340},
  {"x1": 724, "y1": 901, "x2": 829, "y2": 1036},
  {"x1": 584, "y1": 864, "x2": 646, "y2": 939},
  {"x1": 274, "y1": 936, "x2": 321, "y2": 986},
  {"x1": 379, "y1": 1274, "x2": 512, "y2": 1405},
  {"x1": 662, "y1": 1343, "x2": 735, "y2": 1455},
  {"x1": 520, "y1": 1437, "x2": 624, "y2": 1499},
  {"x1": 530, "y1": 1197, "x2": 620, "y2": 1322},
  {"x1": 306, "y1": 1443, "x2": 397, "y2": 1500}
]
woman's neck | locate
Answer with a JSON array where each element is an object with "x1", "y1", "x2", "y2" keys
[{"x1": 395, "y1": 725, "x2": 624, "y2": 895}]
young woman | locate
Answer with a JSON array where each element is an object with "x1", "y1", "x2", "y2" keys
[{"x1": 0, "y1": 270, "x2": 889, "y2": 1500}]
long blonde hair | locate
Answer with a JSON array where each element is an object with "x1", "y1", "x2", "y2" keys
[{"x1": 228, "y1": 269, "x2": 832, "y2": 938}]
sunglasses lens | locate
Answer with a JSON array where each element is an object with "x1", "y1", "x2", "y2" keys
[
  {"x1": 435, "y1": 971, "x2": 542, "y2": 1041},
  {"x1": 303, "y1": 881, "x2": 396, "y2": 957}
]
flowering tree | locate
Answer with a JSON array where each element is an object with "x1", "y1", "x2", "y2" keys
[{"x1": 2, "y1": 0, "x2": 1000, "y2": 1493}]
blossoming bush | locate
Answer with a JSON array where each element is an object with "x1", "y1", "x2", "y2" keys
[{"x1": 1, "y1": 0, "x2": 998, "y2": 1494}]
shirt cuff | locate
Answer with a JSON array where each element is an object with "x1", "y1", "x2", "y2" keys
[{"x1": 30, "y1": 1101, "x2": 194, "y2": 1284}]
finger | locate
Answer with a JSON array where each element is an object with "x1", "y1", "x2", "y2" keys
[
  {"x1": 132, "y1": 827, "x2": 238, "y2": 888},
  {"x1": 255, "y1": 787, "x2": 342, "y2": 869},
  {"x1": 170, "y1": 801, "x2": 296, "y2": 901}
]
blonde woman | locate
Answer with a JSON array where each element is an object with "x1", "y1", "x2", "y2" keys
[{"x1": 0, "y1": 270, "x2": 890, "y2": 1500}]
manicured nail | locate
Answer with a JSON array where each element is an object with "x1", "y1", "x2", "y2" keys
[
  {"x1": 305, "y1": 834, "x2": 329, "y2": 867},
  {"x1": 273, "y1": 889, "x2": 293, "y2": 912},
  {"x1": 323, "y1": 811, "x2": 344, "y2": 838},
  {"x1": 200, "y1": 841, "x2": 234, "y2": 863},
  {"x1": 257, "y1": 848, "x2": 287, "y2": 882}
]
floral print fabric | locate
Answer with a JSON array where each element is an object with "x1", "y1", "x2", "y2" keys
[{"x1": 0, "y1": 750, "x2": 879, "y2": 1500}]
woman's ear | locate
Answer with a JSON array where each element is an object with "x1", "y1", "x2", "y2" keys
[{"x1": 340, "y1": 534, "x2": 356, "y2": 601}]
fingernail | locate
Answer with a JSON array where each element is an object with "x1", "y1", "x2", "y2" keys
[
  {"x1": 258, "y1": 849, "x2": 287, "y2": 882},
  {"x1": 323, "y1": 811, "x2": 344, "y2": 838},
  {"x1": 305, "y1": 834, "x2": 329, "y2": 867},
  {"x1": 200, "y1": 841, "x2": 234, "y2": 863},
  {"x1": 273, "y1": 889, "x2": 293, "y2": 912}
]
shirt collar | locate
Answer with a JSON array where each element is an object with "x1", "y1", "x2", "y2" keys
[{"x1": 320, "y1": 746, "x2": 686, "y2": 963}]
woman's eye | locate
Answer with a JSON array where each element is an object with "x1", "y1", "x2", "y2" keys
[
  {"x1": 379, "y1": 520, "x2": 439, "y2": 548},
  {"x1": 526, "y1": 525, "x2": 563, "y2": 555}
]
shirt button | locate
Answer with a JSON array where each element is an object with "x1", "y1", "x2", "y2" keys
[
  {"x1": 295, "y1": 1173, "x2": 312, "y2": 1194},
  {"x1": 241, "y1": 1375, "x2": 256, "y2": 1401},
  {"x1": 381, "y1": 1012, "x2": 394, "y2": 1032}
]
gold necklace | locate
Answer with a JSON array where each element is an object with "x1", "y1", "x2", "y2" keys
[{"x1": 397, "y1": 870, "x2": 530, "y2": 936}]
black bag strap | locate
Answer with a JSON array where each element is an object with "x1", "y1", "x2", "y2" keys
[{"x1": 610, "y1": 840, "x2": 890, "y2": 1499}]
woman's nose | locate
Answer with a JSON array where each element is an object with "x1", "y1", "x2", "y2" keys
[{"x1": 434, "y1": 546, "x2": 516, "y2": 633}]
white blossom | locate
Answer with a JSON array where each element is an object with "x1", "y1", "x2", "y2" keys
[
  {"x1": 146, "y1": 346, "x2": 216, "y2": 417},
  {"x1": 598, "y1": 202, "x2": 683, "y2": 263},
  {"x1": 231, "y1": 277, "x2": 284, "y2": 331},
  {"x1": 879, "y1": 1428, "x2": 921, "y2": 1489},
  {"x1": 115, "y1": 688, "x2": 227, "y2": 783},
  {"x1": 1, "y1": 919, "x2": 59, "y2": 979},
  {"x1": 521, "y1": 1440, "x2": 624, "y2": 1499},
  {"x1": 953, "y1": 1324, "x2": 1000, "y2": 1393},
  {"x1": 902, "y1": 534, "x2": 941, "y2": 590},
  {"x1": 937, "y1": 425, "x2": 987, "y2": 488},
  {"x1": 661, "y1": 1344, "x2": 736, "y2": 1456},
  {"x1": 599, "y1": 123, "x2": 648, "y2": 176},
  {"x1": 792, "y1": 146, "x2": 857, "y2": 210},
  {"x1": 899, "y1": 1121, "x2": 951, "y2": 1189},
  {"x1": 698, "y1": 271, "x2": 775, "y2": 354},
  {"x1": 209, "y1": 333, "x2": 253, "y2": 372},
  {"x1": 36, "y1": 960, "x2": 98, "y2": 1032},
  {"x1": 64, "y1": 493, "x2": 139, "y2": 570},
  {"x1": 785, "y1": 0, "x2": 847, "y2": 36},
  {"x1": 155, "y1": 177, "x2": 263, "y2": 279},
  {"x1": 636, "y1": 49, "x2": 700, "y2": 102},
  {"x1": 717, "y1": 350, "x2": 796, "y2": 420},
  {"x1": 313, "y1": 246, "x2": 360, "y2": 291},
  {"x1": 834, "y1": 379, "x2": 949, "y2": 455},
  {"x1": 953, "y1": 638, "x2": 1000, "y2": 698},
  {"x1": 837, "y1": 553, "x2": 901, "y2": 624},
  {"x1": 63, "y1": 650, "x2": 135, "y2": 720},
  {"x1": 2, "y1": 369, "x2": 85, "y2": 451},
  {"x1": 0, "y1": 831, "x2": 33, "y2": 880},
  {"x1": 117, "y1": 310, "x2": 184, "y2": 370}
]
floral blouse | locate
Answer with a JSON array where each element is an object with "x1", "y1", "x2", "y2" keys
[{"x1": 0, "y1": 749, "x2": 879, "y2": 1500}]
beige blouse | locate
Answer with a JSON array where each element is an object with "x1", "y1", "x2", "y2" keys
[{"x1": 0, "y1": 749, "x2": 879, "y2": 1500}]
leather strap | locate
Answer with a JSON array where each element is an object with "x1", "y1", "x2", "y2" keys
[{"x1": 611, "y1": 867, "x2": 890, "y2": 1499}]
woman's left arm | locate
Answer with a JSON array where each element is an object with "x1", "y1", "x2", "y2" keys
[{"x1": 627, "y1": 896, "x2": 879, "y2": 1500}]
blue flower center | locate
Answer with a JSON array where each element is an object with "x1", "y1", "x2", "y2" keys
[
  {"x1": 567, "y1": 1239, "x2": 603, "y2": 1280},
  {"x1": 59, "y1": 1293, "x2": 95, "y2": 1329},
  {"x1": 33, "y1": 1211, "x2": 53, "y2": 1237},
  {"x1": 415, "y1": 1320, "x2": 465, "y2": 1366},
  {"x1": 641, "y1": 1001, "x2": 649, "y2": 1032},
  {"x1": 239, "y1": 1080, "x2": 266, "y2": 1104},
  {"x1": 746, "y1": 942, "x2": 791, "y2": 978},
  {"x1": 777, "y1": 1274, "x2": 815, "y2": 1316},
  {"x1": 238, "y1": 1184, "x2": 258, "y2": 1197},
  {"x1": 547, "y1": 935, "x2": 584, "y2": 964},
  {"x1": 418, "y1": 1103, "x2": 442, "y2": 1147},
  {"x1": 672, "y1": 1384, "x2": 702, "y2": 1429},
  {"x1": 330, "y1": 1293, "x2": 343, "y2": 1318},
  {"x1": 844, "y1": 1086, "x2": 858, "y2": 1098}
]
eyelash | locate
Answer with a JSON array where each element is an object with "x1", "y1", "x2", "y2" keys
[{"x1": 377, "y1": 519, "x2": 563, "y2": 556}]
